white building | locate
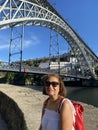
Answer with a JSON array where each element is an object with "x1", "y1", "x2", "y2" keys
[
  {"x1": 39, "y1": 62, "x2": 49, "y2": 68},
  {"x1": 39, "y1": 61, "x2": 72, "y2": 73}
]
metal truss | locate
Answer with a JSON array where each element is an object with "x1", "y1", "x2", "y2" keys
[
  {"x1": 0, "y1": 0, "x2": 98, "y2": 78},
  {"x1": 9, "y1": 25, "x2": 24, "y2": 71},
  {"x1": 49, "y1": 30, "x2": 60, "y2": 74}
]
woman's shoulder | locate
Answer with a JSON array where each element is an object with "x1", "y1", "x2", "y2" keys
[
  {"x1": 58, "y1": 97, "x2": 73, "y2": 112},
  {"x1": 59, "y1": 97, "x2": 76, "y2": 116},
  {"x1": 61, "y1": 98, "x2": 71, "y2": 107},
  {"x1": 59, "y1": 96, "x2": 71, "y2": 105}
]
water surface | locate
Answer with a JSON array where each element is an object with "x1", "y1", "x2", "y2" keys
[{"x1": 66, "y1": 87, "x2": 98, "y2": 107}]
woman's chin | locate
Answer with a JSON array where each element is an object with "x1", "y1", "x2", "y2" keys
[{"x1": 47, "y1": 92, "x2": 54, "y2": 96}]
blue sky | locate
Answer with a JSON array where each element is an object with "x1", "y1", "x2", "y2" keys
[{"x1": 0, "y1": 0, "x2": 98, "y2": 62}]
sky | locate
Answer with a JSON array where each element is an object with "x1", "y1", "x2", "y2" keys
[{"x1": 0, "y1": 0, "x2": 98, "y2": 62}]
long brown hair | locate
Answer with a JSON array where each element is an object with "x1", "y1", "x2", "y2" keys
[{"x1": 42, "y1": 73, "x2": 67, "y2": 97}]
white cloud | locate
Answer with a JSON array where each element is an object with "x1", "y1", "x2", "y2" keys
[
  {"x1": 24, "y1": 40, "x2": 32, "y2": 48},
  {"x1": 0, "y1": 44, "x2": 9, "y2": 50},
  {"x1": 0, "y1": 34, "x2": 40, "y2": 50},
  {"x1": 31, "y1": 35, "x2": 40, "y2": 45},
  {"x1": 24, "y1": 35, "x2": 40, "y2": 48}
]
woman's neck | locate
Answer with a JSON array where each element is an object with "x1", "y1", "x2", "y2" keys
[{"x1": 49, "y1": 95, "x2": 60, "y2": 102}]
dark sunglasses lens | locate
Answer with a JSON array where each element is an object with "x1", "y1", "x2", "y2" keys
[
  {"x1": 52, "y1": 82, "x2": 59, "y2": 87},
  {"x1": 45, "y1": 81, "x2": 59, "y2": 87}
]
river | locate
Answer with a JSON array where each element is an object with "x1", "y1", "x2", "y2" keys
[
  {"x1": 27, "y1": 85, "x2": 98, "y2": 107},
  {"x1": 66, "y1": 87, "x2": 98, "y2": 107}
]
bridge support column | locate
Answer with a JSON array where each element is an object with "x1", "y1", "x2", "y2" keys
[
  {"x1": 49, "y1": 30, "x2": 60, "y2": 75},
  {"x1": 9, "y1": 24, "x2": 24, "y2": 72}
]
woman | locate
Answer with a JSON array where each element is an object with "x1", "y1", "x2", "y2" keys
[{"x1": 39, "y1": 73, "x2": 75, "y2": 130}]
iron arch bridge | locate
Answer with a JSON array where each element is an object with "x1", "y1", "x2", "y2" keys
[{"x1": 0, "y1": 0, "x2": 98, "y2": 79}]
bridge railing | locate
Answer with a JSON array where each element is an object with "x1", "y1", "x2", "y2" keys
[
  {"x1": 0, "y1": 62, "x2": 20, "y2": 71},
  {"x1": 0, "y1": 62, "x2": 91, "y2": 79},
  {"x1": 0, "y1": 62, "x2": 57, "y2": 73}
]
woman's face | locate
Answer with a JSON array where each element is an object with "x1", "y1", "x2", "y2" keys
[{"x1": 45, "y1": 76, "x2": 60, "y2": 97}]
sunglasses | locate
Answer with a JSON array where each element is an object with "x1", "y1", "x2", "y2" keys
[{"x1": 45, "y1": 81, "x2": 59, "y2": 87}]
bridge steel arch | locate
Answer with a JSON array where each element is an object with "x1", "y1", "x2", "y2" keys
[{"x1": 0, "y1": 0, "x2": 98, "y2": 78}]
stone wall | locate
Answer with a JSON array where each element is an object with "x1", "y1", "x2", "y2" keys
[{"x1": 0, "y1": 91, "x2": 28, "y2": 130}]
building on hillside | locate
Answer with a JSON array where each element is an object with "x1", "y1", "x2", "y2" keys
[
  {"x1": 39, "y1": 62, "x2": 50, "y2": 68},
  {"x1": 39, "y1": 61, "x2": 72, "y2": 73},
  {"x1": 38, "y1": 56, "x2": 81, "y2": 75}
]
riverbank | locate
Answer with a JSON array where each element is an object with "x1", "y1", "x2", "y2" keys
[{"x1": 0, "y1": 84, "x2": 98, "y2": 130}]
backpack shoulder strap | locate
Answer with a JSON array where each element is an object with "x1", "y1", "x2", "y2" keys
[{"x1": 58, "y1": 97, "x2": 66, "y2": 113}]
